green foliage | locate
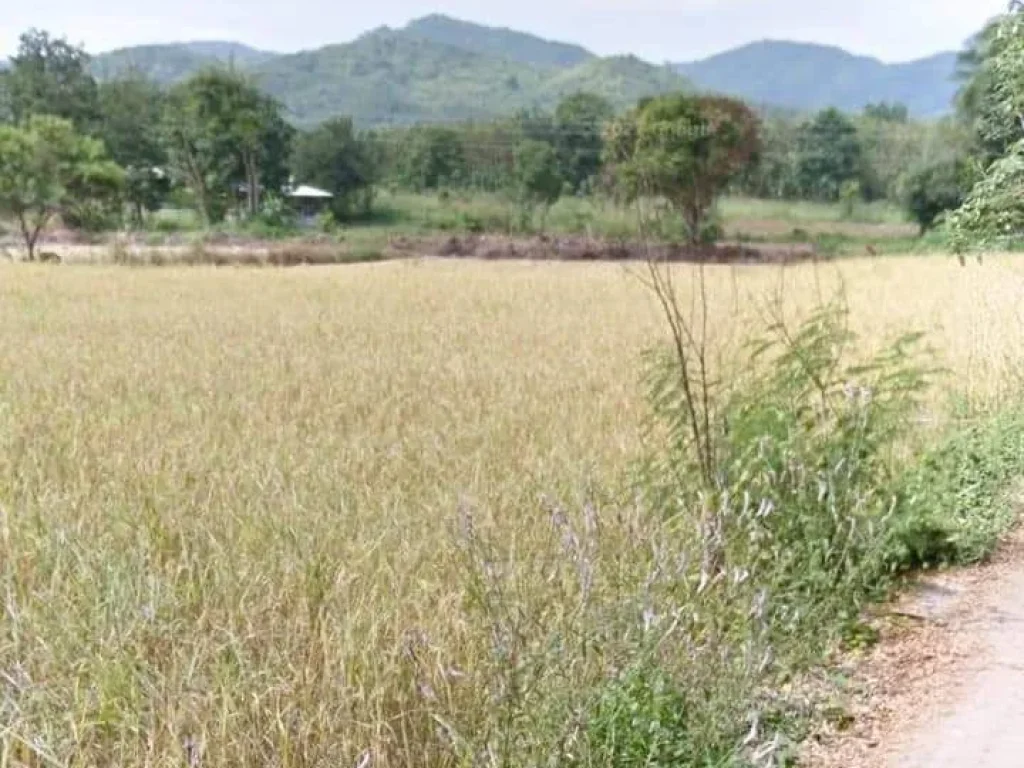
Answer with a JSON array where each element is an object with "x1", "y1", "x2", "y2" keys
[
  {"x1": 894, "y1": 408, "x2": 1024, "y2": 567},
  {"x1": 539, "y1": 56, "x2": 693, "y2": 116},
  {"x1": 97, "y1": 73, "x2": 170, "y2": 222},
  {"x1": 3, "y1": 29, "x2": 99, "y2": 131},
  {"x1": 397, "y1": 126, "x2": 467, "y2": 191},
  {"x1": 315, "y1": 209, "x2": 339, "y2": 233},
  {"x1": 796, "y1": 108, "x2": 862, "y2": 201},
  {"x1": 855, "y1": 115, "x2": 929, "y2": 201},
  {"x1": 0, "y1": 115, "x2": 124, "y2": 259},
  {"x1": 737, "y1": 110, "x2": 962, "y2": 208},
  {"x1": 253, "y1": 194, "x2": 296, "y2": 230},
  {"x1": 735, "y1": 113, "x2": 803, "y2": 200},
  {"x1": 954, "y1": 8, "x2": 1024, "y2": 166},
  {"x1": 839, "y1": 179, "x2": 861, "y2": 219},
  {"x1": 946, "y1": 7, "x2": 1024, "y2": 254},
  {"x1": 252, "y1": 30, "x2": 534, "y2": 127},
  {"x1": 947, "y1": 139, "x2": 1024, "y2": 253},
  {"x1": 512, "y1": 139, "x2": 564, "y2": 224},
  {"x1": 606, "y1": 92, "x2": 761, "y2": 244},
  {"x1": 554, "y1": 92, "x2": 614, "y2": 193},
  {"x1": 163, "y1": 69, "x2": 292, "y2": 225},
  {"x1": 901, "y1": 158, "x2": 970, "y2": 234},
  {"x1": 863, "y1": 101, "x2": 909, "y2": 122},
  {"x1": 579, "y1": 663, "x2": 709, "y2": 768},
  {"x1": 291, "y1": 117, "x2": 376, "y2": 220}
]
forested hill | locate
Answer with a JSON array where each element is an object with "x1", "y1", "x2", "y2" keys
[
  {"x1": 90, "y1": 42, "x2": 275, "y2": 84},
  {"x1": 675, "y1": 41, "x2": 961, "y2": 117},
  {"x1": 89, "y1": 20, "x2": 692, "y2": 127},
  {"x1": 401, "y1": 14, "x2": 593, "y2": 68},
  {"x1": 81, "y1": 15, "x2": 963, "y2": 126}
]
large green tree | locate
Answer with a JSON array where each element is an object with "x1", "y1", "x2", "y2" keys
[
  {"x1": 902, "y1": 158, "x2": 972, "y2": 234},
  {"x1": 512, "y1": 139, "x2": 564, "y2": 229},
  {"x1": 736, "y1": 113, "x2": 802, "y2": 200},
  {"x1": 292, "y1": 118, "x2": 376, "y2": 220},
  {"x1": 954, "y1": 12, "x2": 1018, "y2": 164},
  {"x1": 398, "y1": 126, "x2": 467, "y2": 191},
  {"x1": 97, "y1": 72, "x2": 170, "y2": 223},
  {"x1": 795, "y1": 108, "x2": 863, "y2": 201},
  {"x1": 947, "y1": 4, "x2": 1024, "y2": 252},
  {"x1": 2, "y1": 29, "x2": 99, "y2": 131},
  {"x1": 605, "y1": 93, "x2": 761, "y2": 246},
  {"x1": 855, "y1": 115, "x2": 929, "y2": 201},
  {"x1": 554, "y1": 92, "x2": 614, "y2": 194},
  {"x1": 0, "y1": 115, "x2": 123, "y2": 260},
  {"x1": 163, "y1": 69, "x2": 293, "y2": 224}
]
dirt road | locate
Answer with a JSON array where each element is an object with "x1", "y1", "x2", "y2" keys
[
  {"x1": 803, "y1": 527, "x2": 1024, "y2": 768},
  {"x1": 888, "y1": 557, "x2": 1024, "y2": 768}
]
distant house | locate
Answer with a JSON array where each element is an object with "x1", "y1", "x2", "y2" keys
[{"x1": 286, "y1": 184, "x2": 334, "y2": 221}]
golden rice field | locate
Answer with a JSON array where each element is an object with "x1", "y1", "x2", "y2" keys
[{"x1": 1, "y1": 256, "x2": 1024, "y2": 767}]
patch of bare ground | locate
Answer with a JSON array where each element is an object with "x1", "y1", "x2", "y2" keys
[{"x1": 799, "y1": 515, "x2": 1024, "y2": 768}]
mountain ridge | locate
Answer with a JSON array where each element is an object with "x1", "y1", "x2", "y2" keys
[
  {"x1": 401, "y1": 14, "x2": 593, "y2": 68},
  {"x1": 9, "y1": 15, "x2": 965, "y2": 124},
  {"x1": 674, "y1": 39, "x2": 960, "y2": 116},
  {"x1": 250, "y1": 27, "x2": 690, "y2": 126}
]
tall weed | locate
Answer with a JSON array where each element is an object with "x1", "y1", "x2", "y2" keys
[{"x1": 447, "y1": 278, "x2": 941, "y2": 766}]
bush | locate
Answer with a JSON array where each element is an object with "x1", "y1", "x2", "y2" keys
[
  {"x1": 443, "y1": 276, "x2": 1024, "y2": 767},
  {"x1": 315, "y1": 210, "x2": 339, "y2": 234},
  {"x1": 62, "y1": 200, "x2": 122, "y2": 233},
  {"x1": 446, "y1": 286, "x2": 949, "y2": 766},
  {"x1": 893, "y1": 407, "x2": 1024, "y2": 566},
  {"x1": 901, "y1": 159, "x2": 970, "y2": 235},
  {"x1": 839, "y1": 179, "x2": 861, "y2": 219},
  {"x1": 254, "y1": 194, "x2": 297, "y2": 231}
]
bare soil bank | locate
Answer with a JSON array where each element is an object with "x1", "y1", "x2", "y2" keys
[
  {"x1": 3, "y1": 231, "x2": 823, "y2": 266},
  {"x1": 396, "y1": 234, "x2": 820, "y2": 264}
]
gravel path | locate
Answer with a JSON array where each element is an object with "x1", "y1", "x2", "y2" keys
[
  {"x1": 801, "y1": 524, "x2": 1024, "y2": 768},
  {"x1": 889, "y1": 560, "x2": 1024, "y2": 768}
]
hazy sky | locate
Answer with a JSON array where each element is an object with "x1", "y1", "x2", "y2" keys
[{"x1": 0, "y1": 0, "x2": 1011, "y2": 63}]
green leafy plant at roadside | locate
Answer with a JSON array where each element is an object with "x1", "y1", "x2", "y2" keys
[
  {"x1": 444, "y1": 281, "x2": 958, "y2": 768},
  {"x1": 893, "y1": 407, "x2": 1024, "y2": 567}
]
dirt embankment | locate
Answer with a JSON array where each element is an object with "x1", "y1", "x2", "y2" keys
[
  {"x1": 394, "y1": 234, "x2": 820, "y2": 265},
  {"x1": 2, "y1": 229, "x2": 823, "y2": 266}
]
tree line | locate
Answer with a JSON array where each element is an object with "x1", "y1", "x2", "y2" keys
[{"x1": 0, "y1": 25, "x2": 990, "y2": 259}]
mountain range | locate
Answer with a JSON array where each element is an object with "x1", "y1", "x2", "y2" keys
[
  {"x1": 14, "y1": 14, "x2": 969, "y2": 126},
  {"x1": 674, "y1": 41, "x2": 961, "y2": 117}
]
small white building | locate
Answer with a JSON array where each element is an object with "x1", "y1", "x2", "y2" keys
[{"x1": 285, "y1": 184, "x2": 334, "y2": 220}]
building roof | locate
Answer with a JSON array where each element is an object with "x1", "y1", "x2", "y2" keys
[{"x1": 287, "y1": 185, "x2": 334, "y2": 199}]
